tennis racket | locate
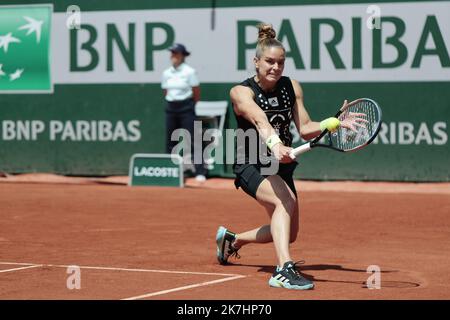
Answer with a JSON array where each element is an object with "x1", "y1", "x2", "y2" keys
[{"x1": 289, "y1": 98, "x2": 382, "y2": 159}]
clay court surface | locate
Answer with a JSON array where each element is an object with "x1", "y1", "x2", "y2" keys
[{"x1": 1, "y1": 174, "x2": 449, "y2": 300}]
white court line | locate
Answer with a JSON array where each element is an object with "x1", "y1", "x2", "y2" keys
[
  {"x1": 0, "y1": 262, "x2": 41, "y2": 266},
  {"x1": 0, "y1": 265, "x2": 42, "y2": 273},
  {"x1": 0, "y1": 261, "x2": 247, "y2": 299},
  {"x1": 45, "y1": 264, "x2": 241, "y2": 277},
  {"x1": 0, "y1": 261, "x2": 243, "y2": 277},
  {"x1": 122, "y1": 274, "x2": 247, "y2": 300}
]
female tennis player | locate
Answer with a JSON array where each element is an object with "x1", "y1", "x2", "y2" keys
[{"x1": 216, "y1": 23, "x2": 363, "y2": 290}]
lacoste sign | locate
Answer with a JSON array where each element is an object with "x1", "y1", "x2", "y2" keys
[{"x1": 128, "y1": 154, "x2": 184, "y2": 187}]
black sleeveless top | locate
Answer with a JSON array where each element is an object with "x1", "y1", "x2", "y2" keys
[{"x1": 233, "y1": 76, "x2": 296, "y2": 165}]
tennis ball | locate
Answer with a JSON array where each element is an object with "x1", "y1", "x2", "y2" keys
[
  {"x1": 320, "y1": 117, "x2": 341, "y2": 132},
  {"x1": 328, "y1": 118, "x2": 340, "y2": 132}
]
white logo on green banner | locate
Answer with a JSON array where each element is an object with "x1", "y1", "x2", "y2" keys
[
  {"x1": 0, "y1": 4, "x2": 52, "y2": 93},
  {"x1": 129, "y1": 154, "x2": 184, "y2": 187}
]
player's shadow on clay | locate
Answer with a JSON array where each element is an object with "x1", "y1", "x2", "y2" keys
[
  {"x1": 229, "y1": 263, "x2": 420, "y2": 288},
  {"x1": 229, "y1": 262, "x2": 385, "y2": 274}
]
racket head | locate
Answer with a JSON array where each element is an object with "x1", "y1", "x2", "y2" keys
[{"x1": 315, "y1": 98, "x2": 382, "y2": 152}]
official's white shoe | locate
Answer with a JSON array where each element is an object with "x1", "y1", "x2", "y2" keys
[{"x1": 195, "y1": 175, "x2": 206, "y2": 182}]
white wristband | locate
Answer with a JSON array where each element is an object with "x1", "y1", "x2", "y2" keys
[{"x1": 266, "y1": 134, "x2": 282, "y2": 150}]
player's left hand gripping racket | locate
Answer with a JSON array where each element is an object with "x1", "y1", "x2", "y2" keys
[{"x1": 289, "y1": 98, "x2": 382, "y2": 159}]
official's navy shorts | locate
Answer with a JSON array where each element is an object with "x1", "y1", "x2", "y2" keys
[{"x1": 233, "y1": 162, "x2": 298, "y2": 199}]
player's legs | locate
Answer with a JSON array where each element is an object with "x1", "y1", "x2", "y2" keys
[
  {"x1": 253, "y1": 177, "x2": 312, "y2": 290},
  {"x1": 218, "y1": 163, "x2": 298, "y2": 265},
  {"x1": 223, "y1": 163, "x2": 312, "y2": 289},
  {"x1": 233, "y1": 200, "x2": 299, "y2": 249},
  {"x1": 257, "y1": 175, "x2": 297, "y2": 267},
  {"x1": 237, "y1": 175, "x2": 297, "y2": 267}
]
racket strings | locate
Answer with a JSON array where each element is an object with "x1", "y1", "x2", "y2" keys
[{"x1": 334, "y1": 100, "x2": 380, "y2": 151}]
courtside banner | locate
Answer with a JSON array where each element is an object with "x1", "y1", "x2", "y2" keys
[
  {"x1": 129, "y1": 154, "x2": 184, "y2": 187},
  {"x1": 0, "y1": 4, "x2": 52, "y2": 93},
  {"x1": 52, "y1": 2, "x2": 450, "y2": 83},
  {"x1": 0, "y1": 0, "x2": 449, "y2": 181}
]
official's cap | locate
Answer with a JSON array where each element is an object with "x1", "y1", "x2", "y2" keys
[{"x1": 168, "y1": 43, "x2": 190, "y2": 56}]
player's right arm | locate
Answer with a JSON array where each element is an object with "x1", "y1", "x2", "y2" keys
[{"x1": 230, "y1": 85, "x2": 292, "y2": 163}]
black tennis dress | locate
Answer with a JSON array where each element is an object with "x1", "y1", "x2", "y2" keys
[{"x1": 233, "y1": 76, "x2": 299, "y2": 199}]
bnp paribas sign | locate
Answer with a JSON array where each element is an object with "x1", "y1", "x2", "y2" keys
[
  {"x1": 1, "y1": 2, "x2": 448, "y2": 87},
  {"x1": 0, "y1": 4, "x2": 52, "y2": 93},
  {"x1": 53, "y1": 1, "x2": 449, "y2": 84}
]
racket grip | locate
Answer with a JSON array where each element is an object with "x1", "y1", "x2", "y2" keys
[{"x1": 289, "y1": 142, "x2": 311, "y2": 159}]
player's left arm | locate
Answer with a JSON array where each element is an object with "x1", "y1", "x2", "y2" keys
[{"x1": 291, "y1": 79, "x2": 322, "y2": 141}]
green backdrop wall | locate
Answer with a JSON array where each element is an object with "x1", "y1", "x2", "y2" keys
[{"x1": 0, "y1": 0, "x2": 449, "y2": 181}]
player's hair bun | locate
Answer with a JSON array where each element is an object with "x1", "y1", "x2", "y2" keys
[
  {"x1": 257, "y1": 23, "x2": 276, "y2": 42},
  {"x1": 254, "y1": 22, "x2": 284, "y2": 59}
]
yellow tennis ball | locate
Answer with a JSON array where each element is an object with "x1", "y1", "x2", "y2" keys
[
  {"x1": 320, "y1": 117, "x2": 341, "y2": 132},
  {"x1": 328, "y1": 117, "x2": 340, "y2": 132}
]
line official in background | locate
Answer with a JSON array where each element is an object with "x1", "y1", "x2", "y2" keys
[{"x1": 161, "y1": 43, "x2": 207, "y2": 182}]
